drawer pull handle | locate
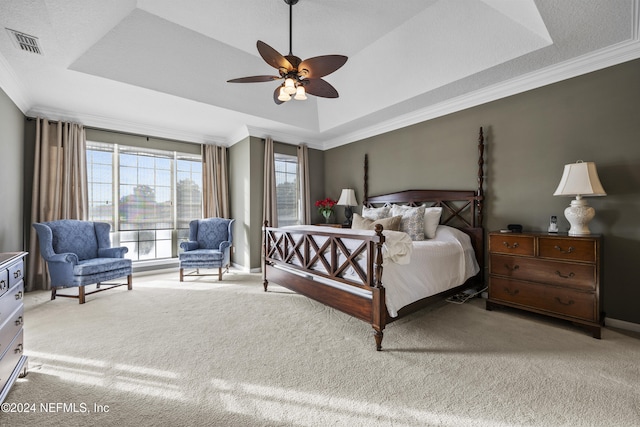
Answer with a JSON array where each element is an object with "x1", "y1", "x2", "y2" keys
[
  {"x1": 0, "y1": 279, "x2": 5, "y2": 287},
  {"x1": 15, "y1": 316, "x2": 23, "y2": 326},
  {"x1": 555, "y1": 271, "x2": 575, "y2": 279},
  {"x1": 504, "y1": 264, "x2": 520, "y2": 272},
  {"x1": 554, "y1": 245, "x2": 574, "y2": 254},
  {"x1": 555, "y1": 297, "x2": 575, "y2": 306},
  {"x1": 14, "y1": 344, "x2": 23, "y2": 354},
  {"x1": 15, "y1": 291, "x2": 23, "y2": 300},
  {"x1": 504, "y1": 287, "x2": 519, "y2": 296},
  {"x1": 502, "y1": 242, "x2": 519, "y2": 249},
  {"x1": 13, "y1": 269, "x2": 21, "y2": 279}
]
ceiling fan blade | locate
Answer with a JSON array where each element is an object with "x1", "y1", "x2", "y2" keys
[
  {"x1": 257, "y1": 40, "x2": 293, "y2": 72},
  {"x1": 227, "y1": 75, "x2": 282, "y2": 83},
  {"x1": 273, "y1": 86, "x2": 285, "y2": 105},
  {"x1": 304, "y1": 78, "x2": 339, "y2": 98},
  {"x1": 298, "y1": 55, "x2": 348, "y2": 79}
]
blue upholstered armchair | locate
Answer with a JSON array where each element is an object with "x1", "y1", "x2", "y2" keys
[
  {"x1": 32, "y1": 220, "x2": 132, "y2": 304},
  {"x1": 179, "y1": 218, "x2": 235, "y2": 281}
]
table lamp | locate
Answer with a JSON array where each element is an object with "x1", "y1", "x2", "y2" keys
[
  {"x1": 337, "y1": 189, "x2": 358, "y2": 227},
  {"x1": 553, "y1": 160, "x2": 606, "y2": 235}
]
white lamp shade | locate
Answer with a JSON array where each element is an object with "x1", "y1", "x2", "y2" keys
[
  {"x1": 277, "y1": 86, "x2": 291, "y2": 102},
  {"x1": 294, "y1": 85, "x2": 307, "y2": 100},
  {"x1": 337, "y1": 189, "x2": 358, "y2": 206},
  {"x1": 553, "y1": 161, "x2": 606, "y2": 197},
  {"x1": 284, "y1": 78, "x2": 296, "y2": 95}
]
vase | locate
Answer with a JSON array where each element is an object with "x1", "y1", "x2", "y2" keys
[{"x1": 322, "y1": 210, "x2": 333, "y2": 223}]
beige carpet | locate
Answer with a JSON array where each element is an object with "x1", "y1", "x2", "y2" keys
[{"x1": 3, "y1": 270, "x2": 639, "y2": 427}]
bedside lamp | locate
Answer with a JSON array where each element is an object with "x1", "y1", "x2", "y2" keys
[
  {"x1": 553, "y1": 160, "x2": 606, "y2": 236},
  {"x1": 337, "y1": 189, "x2": 358, "y2": 227}
]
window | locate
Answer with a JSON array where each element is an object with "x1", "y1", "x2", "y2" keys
[
  {"x1": 87, "y1": 142, "x2": 202, "y2": 261},
  {"x1": 274, "y1": 153, "x2": 300, "y2": 226}
]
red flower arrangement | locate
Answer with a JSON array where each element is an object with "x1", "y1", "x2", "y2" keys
[{"x1": 315, "y1": 197, "x2": 337, "y2": 221}]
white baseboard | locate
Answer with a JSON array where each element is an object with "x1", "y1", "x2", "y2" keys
[
  {"x1": 231, "y1": 262, "x2": 262, "y2": 274},
  {"x1": 605, "y1": 317, "x2": 640, "y2": 333}
]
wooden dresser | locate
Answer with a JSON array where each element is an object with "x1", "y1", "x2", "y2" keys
[
  {"x1": 0, "y1": 252, "x2": 28, "y2": 403},
  {"x1": 486, "y1": 232, "x2": 602, "y2": 338}
]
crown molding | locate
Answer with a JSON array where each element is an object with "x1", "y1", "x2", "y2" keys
[
  {"x1": 26, "y1": 106, "x2": 226, "y2": 145},
  {"x1": 244, "y1": 125, "x2": 325, "y2": 150},
  {"x1": 0, "y1": 52, "x2": 31, "y2": 112},
  {"x1": 322, "y1": 37, "x2": 640, "y2": 150}
]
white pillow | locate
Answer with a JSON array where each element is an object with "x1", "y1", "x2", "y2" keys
[
  {"x1": 390, "y1": 204, "x2": 426, "y2": 241},
  {"x1": 423, "y1": 206, "x2": 443, "y2": 239},
  {"x1": 361, "y1": 205, "x2": 390, "y2": 220}
]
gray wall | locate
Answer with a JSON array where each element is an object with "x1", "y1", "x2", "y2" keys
[
  {"x1": 0, "y1": 88, "x2": 24, "y2": 252},
  {"x1": 325, "y1": 58, "x2": 640, "y2": 325}
]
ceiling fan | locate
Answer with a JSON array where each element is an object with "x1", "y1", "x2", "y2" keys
[{"x1": 227, "y1": 0, "x2": 348, "y2": 104}]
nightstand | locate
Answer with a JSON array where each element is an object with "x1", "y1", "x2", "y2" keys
[{"x1": 486, "y1": 231, "x2": 602, "y2": 338}]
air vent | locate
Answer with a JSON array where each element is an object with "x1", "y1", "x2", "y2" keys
[{"x1": 6, "y1": 28, "x2": 42, "y2": 55}]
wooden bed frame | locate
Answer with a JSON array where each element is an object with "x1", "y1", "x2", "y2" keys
[{"x1": 263, "y1": 128, "x2": 486, "y2": 350}]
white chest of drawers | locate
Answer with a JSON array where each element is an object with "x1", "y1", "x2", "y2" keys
[{"x1": 0, "y1": 252, "x2": 28, "y2": 403}]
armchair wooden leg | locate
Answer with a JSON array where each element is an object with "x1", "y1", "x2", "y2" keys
[
  {"x1": 127, "y1": 274, "x2": 133, "y2": 290},
  {"x1": 78, "y1": 286, "x2": 86, "y2": 304},
  {"x1": 218, "y1": 267, "x2": 222, "y2": 281},
  {"x1": 180, "y1": 268, "x2": 184, "y2": 282},
  {"x1": 51, "y1": 288, "x2": 56, "y2": 300},
  {"x1": 96, "y1": 282, "x2": 101, "y2": 289}
]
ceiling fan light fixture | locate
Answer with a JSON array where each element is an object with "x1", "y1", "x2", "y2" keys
[
  {"x1": 294, "y1": 85, "x2": 307, "y2": 100},
  {"x1": 284, "y1": 77, "x2": 297, "y2": 95},
  {"x1": 227, "y1": 0, "x2": 347, "y2": 104},
  {"x1": 277, "y1": 86, "x2": 291, "y2": 102}
]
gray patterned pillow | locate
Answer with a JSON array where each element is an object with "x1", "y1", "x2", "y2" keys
[
  {"x1": 390, "y1": 205, "x2": 426, "y2": 240},
  {"x1": 361, "y1": 205, "x2": 391, "y2": 220}
]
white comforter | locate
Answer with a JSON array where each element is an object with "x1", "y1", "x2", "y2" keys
[{"x1": 383, "y1": 225, "x2": 480, "y2": 317}]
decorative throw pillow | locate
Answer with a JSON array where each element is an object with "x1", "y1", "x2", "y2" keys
[
  {"x1": 423, "y1": 206, "x2": 443, "y2": 239},
  {"x1": 361, "y1": 205, "x2": 391, "y2": 220},
  {"x1": 352, "y1": 213, "x2": 402, "y2": 231},
  {"x1": 390, "y1": 204, "x2": 426, "y2": 240}
]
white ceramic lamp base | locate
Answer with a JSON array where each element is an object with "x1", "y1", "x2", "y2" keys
[{"x1": 564, "y1": 196, "x2": 595, "y2": 236}]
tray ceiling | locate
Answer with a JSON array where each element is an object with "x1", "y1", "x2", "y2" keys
[{"x1": 0, "y1": 0, "x2": 638, "y2": 149}]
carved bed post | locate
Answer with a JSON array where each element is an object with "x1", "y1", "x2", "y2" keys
[
  {"x1": 477, "y1": 127, "x2": 485, "y2": 228},
  {"x1": 363, "y1": 153, "x2": 369, "y2": 205},
  {"x1": 372, "y1": 223, "x2": 386, "y2": 350}
]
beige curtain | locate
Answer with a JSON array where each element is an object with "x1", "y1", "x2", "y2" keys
[
  {"x1": 297, "y1": 144, "x2": 311, "y2": 224},
  {"x1": 263, "y1": 137, "x2": 278, "y2": 227},
  {"x1": 28, "y1": 118, "x2": 89, "y2": 291},
  {"x1": 202, "y1": 144, "x2": 229, "y2": 218}
]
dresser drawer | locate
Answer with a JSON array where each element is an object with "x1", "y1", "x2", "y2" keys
[
  {"x1": 538, "y1": 237, "x2": 597, "y2": 263},
  {"x1": 490, "y1": 277, "x2": 596, "y2": 321},
  {"x1": 489, "y1": 234, "x2": 535, "y2": 256},
  {"x1": 490, "y1": 254, "x2": 596, "y2": 291},
  {"x1": 7, "y1": 259, "x2": 24, "y2": 287},
  {"x1": 0, "y1": 305, "x2": 23, "y2": 360},
  {"x1": 0, "y1": 281, "x2": 24, "y2": 325},
  {"x1": 0, "y1": 329, "x2": 24, "y2": 395},
  {"x1": 0, "y1": 269, "x2": 7, "y2": 297}
]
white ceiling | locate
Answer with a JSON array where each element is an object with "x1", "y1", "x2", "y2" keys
[{"x1": 0, "y1": 0, "x2": 638, "y2": 149}]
